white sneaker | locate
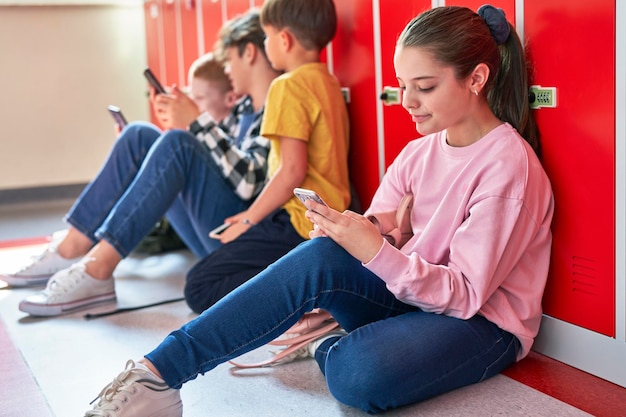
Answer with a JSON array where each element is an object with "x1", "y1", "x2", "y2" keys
[
  {"x1": 18, "y1": 261, "x2": 116, "y2": 316},
  {"x1": 85, "y1": 360, "x2": 182, "y2": 417},
  {"x1": 0, "y1": 244, "x2": 81, "y2": 287}
]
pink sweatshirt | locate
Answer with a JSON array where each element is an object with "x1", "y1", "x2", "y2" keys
[{"x1": 364, "y1": 123, "x2": 554, "y2": 360}]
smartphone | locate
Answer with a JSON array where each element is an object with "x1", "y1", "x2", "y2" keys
[
  {"x1": 107, "y1": 105, "x2": 127, "y2": 128},
  {"x1": 293, "y1": 188, "x2": 328, "y2": 208},
  {"x1": 209, "y1": 223, "x2": 232, "y2": 239},
  {"x1": 143, "y1": 68, "x2": 166, "y2": 94}
]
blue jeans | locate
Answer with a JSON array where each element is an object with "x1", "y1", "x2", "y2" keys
[
  {"x1": 65, "y1": 122, "x2": 250, "y2": 258},
  {"x1": 146, "y1": 238, "x2": 519, "y2": 414}
]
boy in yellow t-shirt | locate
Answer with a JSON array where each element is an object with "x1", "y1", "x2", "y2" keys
[{"x1": 184, "y1": 0, "x2": 350, "y2": 313}]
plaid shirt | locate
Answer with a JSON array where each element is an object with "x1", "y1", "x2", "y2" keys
[{"x1": 189, "y1": 96, "x2": 269, "y2": 201}]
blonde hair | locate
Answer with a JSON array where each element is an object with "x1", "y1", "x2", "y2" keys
[{"x1": 188, "y1": 52, "x2": 232, "y2": 94}]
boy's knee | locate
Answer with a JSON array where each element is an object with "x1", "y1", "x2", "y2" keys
[
  {"x1": 116, "y1": 122, "x2": 160, "y2": 149},
  {"x1": 184, "y1": 264, "x2": 213, "y2": 314},
  {"x1": 161, "y1": 128, "x2": 194, "y2": 144},
  {"x1": 183, "y1": 283, "x2": 207, "y2": 314}
]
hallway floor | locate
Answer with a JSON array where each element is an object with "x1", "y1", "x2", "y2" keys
[{"x1": 0, "y1": 199, "x2": 623, "y2": 416}]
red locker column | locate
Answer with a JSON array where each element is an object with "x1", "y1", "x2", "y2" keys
[
  {"x1": 179, "y1": 0, "x2": 200, "y2": 87},
  {"x1": 378, "y1": 0, "x2": 431, "y2": 168},
  {"x1": 200, "y1": 0, "x2": 224, "y2": 53},
  {"x1": 226, "y1": 0, "x2": 253, "y2": 19},
  {"x1": 331, "y1": 0, "x2": 380, "y2": 207},
  {"x1": 525, "y1": 0, "x2": 615, "y2": 336},
  {"x1": 144, "y1": 0, "x2": 165, "y2": 126},
  {"x1": 160, "y1": 0, "x2": 181, "y2": 87},
  {"x1": 144, "y1": 0, "x2": 163, "y2": 80}
]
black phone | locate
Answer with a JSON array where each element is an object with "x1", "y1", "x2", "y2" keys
[
  {"x1": 143, "y1": 68, "x2": 166, "y2": 94},
  {"x1": 107, "y1": 105, "x2": 127, "y2": 128}
]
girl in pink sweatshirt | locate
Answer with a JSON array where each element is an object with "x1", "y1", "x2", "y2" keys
[{"x1": 85, "y1": 4, "x2": 554, "y2": 416}]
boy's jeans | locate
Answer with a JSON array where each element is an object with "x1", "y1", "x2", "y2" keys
[{"x1": 66, "y1": 122, "x2": 249, "y2": 258}]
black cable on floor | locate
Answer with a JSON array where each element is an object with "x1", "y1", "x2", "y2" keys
[{"x1": 84, "y1": 297, "x2": 185, "y2": 320}]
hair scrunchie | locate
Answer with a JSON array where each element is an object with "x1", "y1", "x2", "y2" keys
[{"x1": 477, "y1": 4, "x2": 510, "y2": 45}]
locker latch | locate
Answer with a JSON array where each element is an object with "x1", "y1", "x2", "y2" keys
[
  {"x1": 380, "y1": 86, "x2": 402, "y2": 106},
  {"x1": 529, "y1": 85, "x2": 557, "y2": 109}
]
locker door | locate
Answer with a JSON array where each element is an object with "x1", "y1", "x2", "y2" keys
[
  {"x1": 144, "y1": 0, "x2": 163, "y2": 80},
  {"x1": 144, "y1": 0, "x2": 166, "y2": 126},
  {"x1": 331, "y1": 0, "x2": 380, "y2": 207},
  {"x1": 179, "y1": 0, "x2": 200, "y2": 87},
  {"x1": 161, "y1": 0, "x2": 181, "y2": 86},
  {"x1": 378, "y1": 0, "x2": 431, "y2": 168},
  {"x1": 525, "y1": 0, "x2": 616, "y2": 336},
  {"x1": 225, "y1": 0, "x2": 253, "y2": 20},
  {"x1": 200, "y1": 0, "x2": 224, "y2": 53}
]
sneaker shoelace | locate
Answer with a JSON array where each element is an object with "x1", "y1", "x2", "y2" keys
[
  {"x1": 43, "y1": 262, "x2": 88, "y2": 298},
  {"x1": 14, "y1": 246, "x2": 56, "y2": 274},
  {"x1": 85, "y1": 360, "x2": 170, "y2": 417}
]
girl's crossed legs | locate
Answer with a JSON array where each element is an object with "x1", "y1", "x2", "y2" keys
[{"x1": 146, "y1": 238, "x2": 519, "y2": 414}]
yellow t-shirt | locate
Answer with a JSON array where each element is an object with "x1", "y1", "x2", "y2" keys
[{"x1": 261, "y1": 62, "x2": 350, "y2": 239}]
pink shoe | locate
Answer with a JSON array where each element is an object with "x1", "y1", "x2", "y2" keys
[{"x1": 230, "y1": 309, "x2": 344, "y2": 368}]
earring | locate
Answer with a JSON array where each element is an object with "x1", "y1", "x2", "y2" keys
[{"x1": 473, "y1": 90, "x2": 479, "y2": 96}]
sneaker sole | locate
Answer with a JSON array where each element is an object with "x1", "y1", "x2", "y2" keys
[
  {"x1": 0, "y1": 274, "x2": 51, "y2": 287},
  {"x1": 19, "y1": 292, "x2": 117, "y2": 317}
]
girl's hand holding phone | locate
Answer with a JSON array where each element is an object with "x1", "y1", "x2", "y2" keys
[{"x1": 305, "y1": 200, "x2": 384, "y2": 264}]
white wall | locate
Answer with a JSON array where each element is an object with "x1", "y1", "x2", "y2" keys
[{"x1": 0, "y1": 2, "x2": 149, "y2": 190}]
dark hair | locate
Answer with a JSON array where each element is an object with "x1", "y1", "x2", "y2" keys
[
  {"x1": 214, "y1": 9, "x2": 267, "y2": 60},
  {"x1": 260, "y1": 0, "x2": 337, "y2": 51},
  {"x1": 397, "y1": 6, "x2": 540, "y2": 157}
]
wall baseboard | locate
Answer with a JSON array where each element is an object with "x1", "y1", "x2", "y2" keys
[{"x1": 0, "y1": 183, "x2": 86, "y2": 206}]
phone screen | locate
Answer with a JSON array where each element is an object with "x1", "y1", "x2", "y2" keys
[{"x1": 293, "y1": 188, "x2": 328, "y2": 207}]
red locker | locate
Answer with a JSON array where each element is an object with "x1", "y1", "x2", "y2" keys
[
  {"x1": 144, "y1": 0, "x2": 163, "y2": 81},
  {"x1": 225, "y1": 0, "x2": 253, "y2": 20},
  {"x1": 179, "y1": 0, "x2": 200, "y2": 87},
  {"x1": 378, "y1": 0, "x2": 431, "y2": 168},
  {"x1": 200, "y1": 0, "x2": 224, "y2": 53},
  {"x1": 144, "y1": 0, "x2": 166, "y2": 127},
  {"x1": 331, "y1": 0, "x2": 380, "y2": 207},
  {"x1": 160, "y1": 0, "x2": 181, "y2": 87},
  {"x1": 525, "y1": 0, "x2": 615, "y2": 336}
]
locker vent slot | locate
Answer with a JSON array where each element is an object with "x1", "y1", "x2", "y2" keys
[{"x1": 571, "y1": 255, "x2": 597, "y2": 296}]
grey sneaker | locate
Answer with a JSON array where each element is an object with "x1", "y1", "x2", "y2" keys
[
  {"x1": 18, "y1": 261, "x2": 116, "y2": 316},
  {"x1": 0, "y1": 245, "x2": 81, "y2": 287},
  {"x1": 85, "y1": 360, "x2": 182, "y2": 417}
]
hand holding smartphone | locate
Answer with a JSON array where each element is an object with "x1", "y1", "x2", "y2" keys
[
  {"x1": 143, "y1": 68, "x2": 166, "y2": 95},
  {"x1": 107, "y1": 105, "x2": 128, "y2": 129}
]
